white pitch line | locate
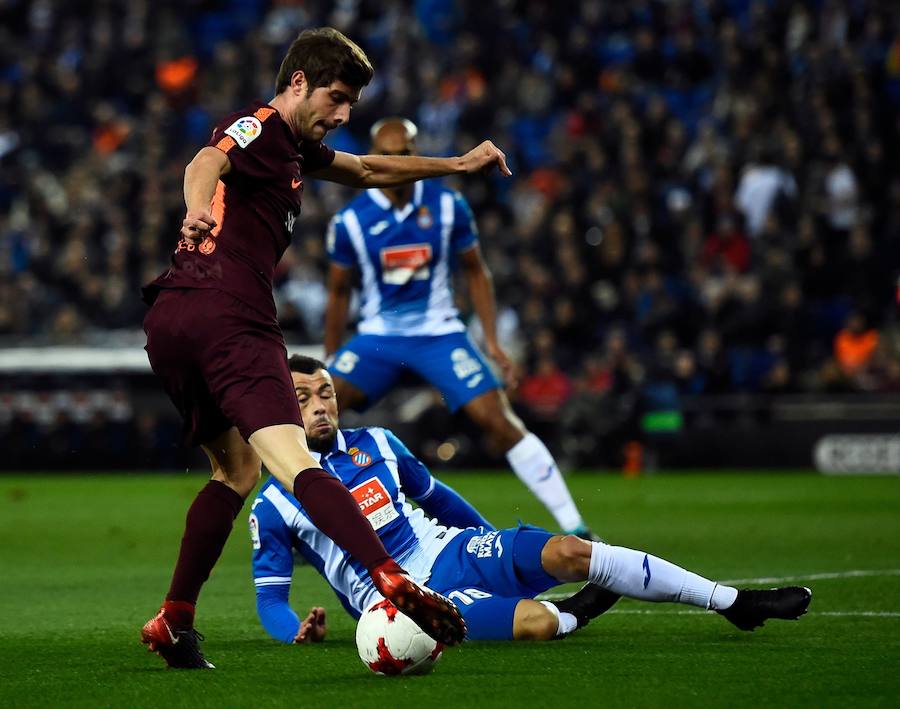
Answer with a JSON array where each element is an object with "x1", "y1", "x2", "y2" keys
[
  {"x1": 719, "y1": 569, "x2": 900, "y2": 585},
  {"x1": 603, "y1": 609, "x2": 900, "y2": 618}
]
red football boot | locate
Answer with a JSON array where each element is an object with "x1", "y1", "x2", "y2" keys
[
  {"x1": 141, "y1": 610, "x2": 215, "y2": 669},
  {"x1": 370, "y1": 560, "x2": 466, "y2": 646}
]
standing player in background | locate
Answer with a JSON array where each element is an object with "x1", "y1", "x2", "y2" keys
[
  {"x1": 324, "y1": 118, "x2": 598, "y2": 540},
  {"x1": 140, "y1": 27, "x2": 511, "y2": 668}
]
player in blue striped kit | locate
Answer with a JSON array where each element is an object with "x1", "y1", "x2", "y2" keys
[
  {"x1": 324, "y1": 117, "x2": 598, "y2": 540},
  {"x1": 251, "y1": 356, "x2": 812, "y2": 643}
]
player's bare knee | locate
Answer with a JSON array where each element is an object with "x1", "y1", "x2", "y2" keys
[
  {"x1": 543, "y1": 535, "x2": 592, "y2": 581},
  {"x1": 513, "y1": 601, "x2": 558, "y2": 641}
]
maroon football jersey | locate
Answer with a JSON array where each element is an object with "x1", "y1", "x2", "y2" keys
[{"x1": 142, "y1": 101, "x2": 335, "y2": 323}]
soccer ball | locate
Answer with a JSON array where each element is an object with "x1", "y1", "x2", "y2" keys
[{"x1": 355, "y1": 599, "x2": 444, "y2": 676}]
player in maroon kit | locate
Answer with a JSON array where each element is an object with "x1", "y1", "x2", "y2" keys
[{"x1": 140, "y1": 27, "x2": 511, "y2": 669}]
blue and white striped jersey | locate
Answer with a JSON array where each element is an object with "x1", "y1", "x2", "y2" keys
[
  {"x1": 250, "y1": 426, "x2": 465, "y2": 620},
  {"x1": 326, "y1": 180, "x2": 479, "y2": 336}
]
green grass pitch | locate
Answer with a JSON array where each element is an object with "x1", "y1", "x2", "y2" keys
[{"x1": 0, "y1": 471, "x2": 898, "y2": 708}]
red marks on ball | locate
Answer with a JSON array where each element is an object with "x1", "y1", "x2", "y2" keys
[
  {"x1": 370, "y1": 599, "x2": 400, "y2": 622},
  {"x1": 430, "y1": 642, "x2": 444, "y2": 661},
  {"x1": 367, "y1": 637, "x2": 413, "y2": 676}
]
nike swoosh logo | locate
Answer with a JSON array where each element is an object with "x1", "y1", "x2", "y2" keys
[{"x1": 291, "y1": 178, "x2": 302, "y2": 189}]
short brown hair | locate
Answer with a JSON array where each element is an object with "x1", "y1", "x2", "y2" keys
[{"x1": 275, "y1": 27, "x2": 374, "y2": 94}]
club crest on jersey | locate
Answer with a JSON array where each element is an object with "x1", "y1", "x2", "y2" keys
[
  {"x1": 348, "y1": 447, "x2": 372, "y2": 467},
  {"x1": 416, "y1": 206, "x2": 433, "y2": 229},
  {"x1": 225, "y1": 116, "x2": 262, "y2": 148}
]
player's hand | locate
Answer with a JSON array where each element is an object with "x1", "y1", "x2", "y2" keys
[
  {"x1": 294, "y1": 606, "x2": 327, "y2": 643},
  {"x1": 460, "y1": 141, "x2": 512, "y2": 177},
  {"x1": 487, "y1": 342, "x2": 518, "y2": 389},
  {"x1": 181, "y1": 209, "x2": 217, "y2": 244}
]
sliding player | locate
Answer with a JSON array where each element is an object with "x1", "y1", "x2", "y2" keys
[{"x1": 251, "y1": 356, "x2": 811, "y2": 642}]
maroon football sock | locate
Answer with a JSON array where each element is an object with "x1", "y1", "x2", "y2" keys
[
  {"x1": 293, "y1": 468, "x2": 392, "y2": 571},
  {"x1": 165, "y1": 480, "x2": 245, "y2": 622}
]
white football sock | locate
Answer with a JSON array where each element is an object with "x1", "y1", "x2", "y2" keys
[
  {"x1": 506, "y1": 433, "x2": 584, "y2": 531},
  {"x1": 541, "y1": 601, "x2": 578, "y2": 637},
  {"x1": 588, "y1": 542, "x2": 738, "y2": 610}
]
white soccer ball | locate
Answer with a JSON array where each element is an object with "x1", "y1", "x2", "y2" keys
[{"x1": 355, "y1": 599, "x2": 444, "y2": 676}]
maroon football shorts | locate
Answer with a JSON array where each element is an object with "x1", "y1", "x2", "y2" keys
[{"x1": 143, "y1": 288, "x2": 302, "y2": 447}]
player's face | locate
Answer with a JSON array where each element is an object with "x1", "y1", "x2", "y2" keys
[
  {"x1": 372, "y1": 126, "x2": 416, "y2": 157},
  {"x1": 296, "y1": 80, "x2": 361, "y2": 141},
  {"x1": 291, "y1": 369, "x2": 339, "y2": 452}
]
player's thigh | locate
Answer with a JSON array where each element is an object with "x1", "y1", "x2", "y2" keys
[
  {"x1": 247, "y1": 423, "x2": 319, "y2": 489},
  {"x1": 410, "y1": 333, "x2": 500, "y2": 412},
  {"x1": 198, "y1": 303, "x2": 303, "y2": 441},
  {"x1": 433, "y1": 527, "x2": 557, "y2": 598},
  {"x1": 201, "y1": 426, "x2": 261, "y2": 498},
  {"x1": 331, "y1": 374, "x2": 369, "y2": 412},
  {"x1": 328, "y1": 335, "x2": 403, "y2": 408},
  {"x1": 442, "y1": 587, "x2": 522, "y2": 641},
  {"x1": 144, "y1": 290, "x2": 233, "y2": 447}
]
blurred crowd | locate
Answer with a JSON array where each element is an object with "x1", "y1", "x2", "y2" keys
[{"x1": 2, "y1": 0, "x2": 900, "y2": 465}]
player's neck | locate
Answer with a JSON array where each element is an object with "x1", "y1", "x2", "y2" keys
[
  {"x1": 268, "y1": 95, "x2": 298, "y2": 138},
  {"x1": 380, "y1": 186, "x2": 413, "y2": 208}
]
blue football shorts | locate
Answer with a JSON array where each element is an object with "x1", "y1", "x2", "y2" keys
[
  {"x1": 426, "y1": 526, "x2": 558, "y2": 640},
  {"x1": 329, "y1": 332, "x2": 500, "y2": 412}
]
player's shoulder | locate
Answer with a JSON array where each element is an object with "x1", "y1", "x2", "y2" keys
[
  {"x1": 342, "y1": 426, "x2": 401, "y2": 455},
  {"x1": 216, "y1": 100, "x2": 282, "y2": 148},
  {"x1": 332, "y1": 191, "x2": 374, "y2": 223}
]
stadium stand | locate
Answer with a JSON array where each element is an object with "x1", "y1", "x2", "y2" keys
[{"x1": 1, "y1": 0, "x2": 899, "y2": 470}]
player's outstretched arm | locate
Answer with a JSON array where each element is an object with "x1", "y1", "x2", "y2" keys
[{"x1": 309, "y1": 141, "x2": 512, "y2": 188}]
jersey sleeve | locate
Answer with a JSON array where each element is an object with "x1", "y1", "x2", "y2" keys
[
  {"x1": 450, "y1": 191, "x2": 479, "y2": 253},
  {"x1": 301, "y1": 140, "x2": 336, "y2": 172},
  {"x1": 250, "y1": 494, "x2": 300, "y2": 643},
  {"x1": 382, "y1": 428, "x2": 435, "y2": 500},
  {"x1": 383, "y1": 428, "x2": 492, "y2": 529},
  {"x1": 207, "y1": 107, "x2": 281, "y2": 181},
  {"x1": 326, "y1": 213, "x2": 358, "y2": 267}
]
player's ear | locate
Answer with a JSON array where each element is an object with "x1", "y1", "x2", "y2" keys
[{"x1": 290, "y1": 70, "x2": 307, "y2": 97}]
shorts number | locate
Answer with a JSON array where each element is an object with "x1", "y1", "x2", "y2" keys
[
  {"x1": 447, "y1": 589, "x2": 493, "y2": 606},
  {"x1": 333, "y1": 351, "x2": 359, "y2": 374}
]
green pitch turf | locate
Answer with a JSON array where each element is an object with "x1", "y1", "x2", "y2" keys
[{"x1": 0, "y1": 472, "x2": 898, "y2": 708}]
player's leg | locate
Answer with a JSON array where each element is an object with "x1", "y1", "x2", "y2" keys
[
  {"x1": 142, "y1": 426, "x2": 259, "y2": 668},
  {"x1": 327, "y1": 334, "x2": 403, "y2": 412},
  {"x1": 421, "y1": 331, "x2": 592, "y2": 536},
  {"x1": 540, "y1": 535, "x2": 811, "y2": 630},
  {"x1": 462, "y1": 388, "x2": 593, "y2": 536},
  {"x1": 330, "y1": 375, "x2": 369, "y2": 411},
  {"x1": 512, "y1": 599, "x2": 574, "y2": 640}
]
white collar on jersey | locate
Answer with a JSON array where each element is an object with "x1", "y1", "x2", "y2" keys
[
  {"x1": 366, "y1": 181, "x2": 423, "y2": 222},
  {"x1": 308, "y1": 429, "x2": 348, "y2": 464}
]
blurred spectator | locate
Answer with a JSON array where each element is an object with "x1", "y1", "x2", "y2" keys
[
  {"x1": 833, "y1": 312, "x2": 879, "y2": 379},
  {"x1": 0, "y1": 0, "x2": 897, "y2": 428}
]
